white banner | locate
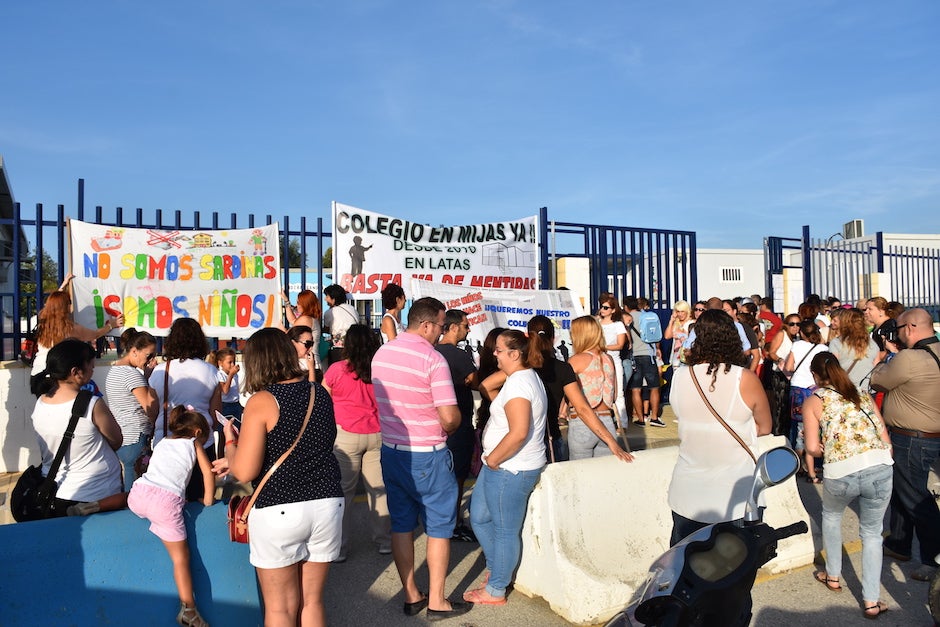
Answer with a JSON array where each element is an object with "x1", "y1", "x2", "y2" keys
[
  {"x1": 69, "y1": 220, "x2": 282, "y2": 338},
  {"x1": 410, "y1": 279, "x2": 585, "y2": 359},
  {"x1": 333, "y1": 202, "x2": 539, "y2": 298}
]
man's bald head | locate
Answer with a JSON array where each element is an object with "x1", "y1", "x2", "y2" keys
[
  {"x1": 706, "y1": 297, "x2": 723, "y2": 310},
  {"x1": 899, "y1": 308, "x2": 935, "y2": 343}
]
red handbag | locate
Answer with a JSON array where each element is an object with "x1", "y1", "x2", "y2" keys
[
  {"x1": 226, "y1": 387, "x2": 316, "y2": 544},
  {"x1": 228, "y1": 495, "x2": 251, "y2": 543}
]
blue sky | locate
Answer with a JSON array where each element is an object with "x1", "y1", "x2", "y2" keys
[{"x1": 3, "y1": 1, "x2": 939, "y2": 248}]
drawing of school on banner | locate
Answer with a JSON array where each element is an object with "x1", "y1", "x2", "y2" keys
[
  {"x1": 69, "y1": 220, "x2": 282, "y2": 337},
  {"x1": 332, "y1": 202, "x2": 538, "y2": 298}
]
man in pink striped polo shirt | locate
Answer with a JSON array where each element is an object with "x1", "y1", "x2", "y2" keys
[{"x1": 372, "y1": 296, "x2": 471, "y2": 620}]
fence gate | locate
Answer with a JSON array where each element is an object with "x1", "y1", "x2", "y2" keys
[
  {"x1": 765, "y1": 225, "x2": 940, "y2": 316},
  {"x1": 539, "y1": 207, "x2": 698, "y2": 313}
]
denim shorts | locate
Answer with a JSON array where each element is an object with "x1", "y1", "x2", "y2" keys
[
  {"x1": 629, "y1": 355, "x2": 659, "y2": 390},
  {"x1": 381, "y1": 445, "x2": 457, "y2": 538}
]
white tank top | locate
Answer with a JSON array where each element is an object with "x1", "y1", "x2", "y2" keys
[{"x1": 136, "y1": 437, "x2": 197, "y2": 498}]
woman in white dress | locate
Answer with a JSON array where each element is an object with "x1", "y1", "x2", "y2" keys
[{"x1": 597, "y1": 295, "x2": 629, "y2": 423}]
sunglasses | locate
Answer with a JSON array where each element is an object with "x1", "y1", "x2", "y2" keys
[
  {"x1": 600, "y1": 305, "x2": 612, "y2": 310},
  {"x1": 786, "y1": 322, "x2": 801, "y2": 327},
  {"x1": 295, "y1": 339, "x2": 316, "y2": 349},
  {"x1": 144, "y1": 353, "x2": 156, "y2": 361},
  {"x1": 693, "y1": 307, "x2": 705, "y2": 312}
]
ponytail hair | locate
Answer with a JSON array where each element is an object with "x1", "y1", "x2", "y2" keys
[
  {"x1": 499, "y1": 329, "x2": 543, "y2": 369},
  {"x1": 119, "y1": 328, "x2": 156, "y2": 355},
  {"x1": 810, "y1": 352, "x2": 860, "y2": 408},
  {"x1": 168, "y1": 405, "x2": 211, "y2": 443},
  {"x1": 31, "y1": 339, "x2": 96, "y2": 397},
  {"x1": 527, "y1": 315, "x2": 555, "y2": 356},
  {"x1": 209, "y1": 347, "x2": 236, "y2": 366}
]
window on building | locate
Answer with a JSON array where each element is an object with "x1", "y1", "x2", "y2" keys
[{"x1": 720, "y1": 267, "x2": 743, "y2": 282}]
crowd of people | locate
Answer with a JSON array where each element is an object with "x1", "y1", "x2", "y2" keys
[{"x1": 22, "y1": 279, "x2": 940, "y2": 623}]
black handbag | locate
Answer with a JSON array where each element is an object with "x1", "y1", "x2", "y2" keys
[{"x1": 11, "y1": 390, "x2": 93, "y2": 522}]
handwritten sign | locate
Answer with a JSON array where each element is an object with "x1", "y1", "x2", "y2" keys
[
  {"x1": 69, "y1": 220, "x2": 282, "y2": 337},
  {"x1": 333, "y1": 202, "x2": 538, "y2": 298}
]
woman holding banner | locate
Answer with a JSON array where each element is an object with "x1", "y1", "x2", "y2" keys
[{"x1": 31, "y1": 273, "x2": 124, "y2": 381}]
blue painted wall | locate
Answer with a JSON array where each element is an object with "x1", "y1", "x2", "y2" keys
[{"x1": 0, "y1": 503, "x2": 262, "y2": 625}]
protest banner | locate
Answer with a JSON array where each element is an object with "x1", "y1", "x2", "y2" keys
[
  {"x1": 333, "y1": 202, "x2": 538, "y2": 298},
  {"x1": 69, "y1": 220, "x2": 281, "y2": 338},
  {"x1": 410, "y1": 279, "x2": 585, "y2": 359}
]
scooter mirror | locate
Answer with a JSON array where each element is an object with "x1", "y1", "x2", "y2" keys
[
  {"x1": 745, "y1": 446, "x2": 800, "y2": 523},
  {"x1": 760, "y1": 446, "x2": 800, "y2": 486}
]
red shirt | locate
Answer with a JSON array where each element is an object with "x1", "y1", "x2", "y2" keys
[
  {"x1": 323, "y1": 360, "x2": 380, "y2": 434},
  {"x1": 758, "y1": 311, "x2": 783, "y2": 347}
]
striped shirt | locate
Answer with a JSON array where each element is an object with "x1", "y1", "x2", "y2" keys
[
  {"x1": 105, "y1": 364, "x2": 153, "y2": 446},
  {"x1": 372, "y1": 332, "x2": 457, "y2": 447}
]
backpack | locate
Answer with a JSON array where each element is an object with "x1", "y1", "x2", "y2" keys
[{"x1": 637, "y1": 311, "x2": 663, "y2": 344}]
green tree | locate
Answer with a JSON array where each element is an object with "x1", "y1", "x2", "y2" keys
[
  {"x1": 322, "y1": 246, "x2": 332, "y2": 269},
  {"x1": 280, "y1": 235, "x2": 304, "y2": 268},
  {"x1": 19, "y1": 248, "x2": 58, "y2": 320}
]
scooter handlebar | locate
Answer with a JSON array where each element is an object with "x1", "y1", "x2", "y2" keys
[{"x1": 772, "y1": 521, "x2": 809, "y2": 541}]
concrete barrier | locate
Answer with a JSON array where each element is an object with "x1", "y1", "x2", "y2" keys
[
  {"x1": 513, "y1": 435, "x2": 814, "y2": 625},
  {"x1": 0, "y1": 361, "x2": 35, "y2": 472},
  {"x1": 0, "y1": 502, "x2": 262, "y2": 625}
]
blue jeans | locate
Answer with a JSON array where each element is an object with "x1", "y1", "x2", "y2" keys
[
  {"x1": 822, "y1": 463, "x2": 893, "y2": 602},
  {"x1": 117, "y1": 432, "x2": 149, "y2": 492},
  {"x1": 884, "y1": 433, "x2": 940, "y2": 565},
  {"x1": 567, "y1": 416, "x2": 617, "y2": 460},
  {"x1": 470, "y1": 464, "x2": 544, "y2": 597}
]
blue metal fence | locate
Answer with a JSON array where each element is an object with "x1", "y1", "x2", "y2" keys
[
  {"x1": 2, "y1": 188, "x2": 699, "y2": 360},
  {"x1": 765, "y1": 226, "x2": 940, "y2": 318},
  {"x1": 539, "y1": 206, "x2": 698, "y2": 312}
]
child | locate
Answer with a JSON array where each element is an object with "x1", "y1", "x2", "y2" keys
[
  {"x1": 211, "y1": 348, "x2": 242, "y2": 428},
  {"x1": 127, "y1": 406, "x2": 214, "y2": 627}
]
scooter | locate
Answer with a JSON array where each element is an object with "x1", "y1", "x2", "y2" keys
[
  {"x1": 605, "y1": 446, "x2": 807, "y2": 627},
  {"x1": 928, "y1": 555, "x2": 940, "y2": 625}
]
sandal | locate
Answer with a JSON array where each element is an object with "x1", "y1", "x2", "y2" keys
[
  {"x1": 863, "y1": 600, "x2": 888, "y2": 619},
  {"x1": 813, "y1": 571, "x2": 842, "y2": 592},
  {"x1": 176, "y1": 603, "x2": 209, "y2": 627},
  {"x1": 462, "y1": 587, "x2": 507, "y2": 606},
  {"x1": 805, "y1": 476, "x2": 823, "y2": 484}
]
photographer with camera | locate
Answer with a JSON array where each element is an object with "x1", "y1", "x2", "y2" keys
[{"x1": 870, "y1": 308, "x2": 940, "y2": 582}]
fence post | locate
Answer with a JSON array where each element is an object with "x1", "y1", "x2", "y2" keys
[{"x1": 801, "y1": 225, "x2": 812, "y2": 300}]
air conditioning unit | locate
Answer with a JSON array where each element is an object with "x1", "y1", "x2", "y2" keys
[{"x1": 843, "y1": 219, "x2": 864, "y2": 240}]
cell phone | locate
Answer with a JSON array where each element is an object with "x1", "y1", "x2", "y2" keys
[{"x1": 215, "y1": 410, "x2": 238, "y2": 435}]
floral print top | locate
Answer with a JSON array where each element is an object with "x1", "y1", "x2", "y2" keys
[{"x1": 814, "y1": 386, "x2": 890, "y2": 466}]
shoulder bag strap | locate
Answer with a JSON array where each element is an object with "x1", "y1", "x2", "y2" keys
[
  {"x1": 918, "y1": 345, "x2": 940, "y2": 371},
  {"x1": 689, "y1": 367, "x2": 757, "y2": 464},
  {"x1": 237, "y1": 384, "x2": 317, "y2": 522},
  {"x1": 162, "y1": 360, "x2": 171, "y2": 438},
  {"x1": 845, "y1": 358, "x2": 861, "y2": 375},
  {"x1": 792, "y1": 343, "x2": 818, "y2": 375},
  {"x1": 43, "y1": 390, "x2": 93, "y2": 486}
]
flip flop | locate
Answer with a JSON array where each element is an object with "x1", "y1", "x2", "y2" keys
[
  {"x1": 805, "y1": 476, "x2": 823, "y2": 484},
  {"x1": 863, "y1": 600, "x2": 888, "y2": 619},
  {"x1": 814, "y1": 571, "x2": 842, "y2": 592},
  {"x1": 462, "y1": 587, "x2": 507, "y2": 606}
]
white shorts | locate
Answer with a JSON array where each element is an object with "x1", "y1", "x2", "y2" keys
[{"x1": 248, "y1": 497, "x2": 344, "y2": 569}]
